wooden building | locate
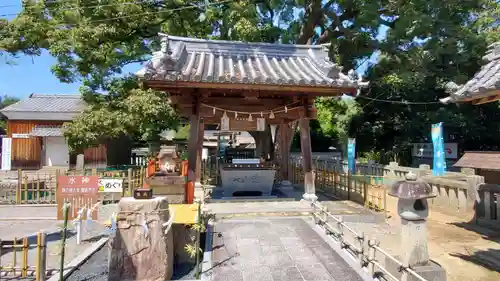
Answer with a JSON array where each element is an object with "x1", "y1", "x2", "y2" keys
[{"x1": 0, "y1": 94, "x2": 107, "y2": 169}]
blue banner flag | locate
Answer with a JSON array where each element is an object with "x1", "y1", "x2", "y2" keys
[
  {"x1": 347, "y1": 138, "x2": 356, "y2": 174},
  {"x1": 431, "y1": 122, "x2": 446, "y2": 176}
]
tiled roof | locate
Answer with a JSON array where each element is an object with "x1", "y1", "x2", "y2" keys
[
  {"x1": 137, "y1": 34, "x2": 368, "y2": 90},
  {"x1": 454, "y1": 151, "x2": 500, "y2": 171},
  {"x1": 1, "y1": 94, "x2": 84, "y2": 112},
  {"x1": 0, "y1": 94, "x2": 85, "y2": 120},
  {"x1": 441, "y1": 42, "x2": 500, "y2": 104},
  {"x1": 30, "y1": 125, "x2": 63, "y2": 137}
]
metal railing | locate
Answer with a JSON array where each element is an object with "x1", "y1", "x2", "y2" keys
[
  {"x1": 0, "y1": 232, "x2": 48, "y2": 281},
  {"x1": 311, "y1": 202, "x2": 429, "y2": 281}
]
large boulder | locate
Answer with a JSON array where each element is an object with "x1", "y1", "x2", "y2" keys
[{"x1": 108, "y1": 197, "x2": 174, "y2": 281}]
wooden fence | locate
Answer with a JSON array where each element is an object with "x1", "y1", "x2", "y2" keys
[
  {"x1": 0, "y1": 232, "x2": 48, "y2": 281},
  {"x1": 0, "y1": 167, "x2": 145, "y2": 205},
  {"x1": 290, "y1": 158, "x2": 387, "y2": 213}
]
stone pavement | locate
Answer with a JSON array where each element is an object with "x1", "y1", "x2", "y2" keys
[{"x1": 210, "y1": 217, "x2": 365, "y2": 281}]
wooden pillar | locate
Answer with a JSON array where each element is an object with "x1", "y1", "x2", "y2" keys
[
  {"x1": 195, "y1": 119, "x2": 204, "y2": 187},
  {"x1": 186, "y1": 96, "x2": 200, "y2": 204},
  {"x1": 280, "y1": 120, "x2": 290, "y2": 182},
  {"x1": 299, "y1": 100, "x2": 317, "y2": 201}
]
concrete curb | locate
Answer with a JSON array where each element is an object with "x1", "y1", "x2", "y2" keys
[
  {"x1": 200, "y1": 219, "x2": 215, "y2": 281},
  {"x1": 0, "y1": 204, "x2": 57, "y2": 208},
  {"x1": 47, "y1": 237, "x2": 109, "y2": 281},
  {"x1": 218, "y1": 211, "x2": 312, "y2": 219},
  {"x1": 0, "y1": 217, "x2": 57, "y2": 221}
]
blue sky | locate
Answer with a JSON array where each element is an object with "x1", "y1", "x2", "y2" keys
[{"x1": 0, "y1": 1, "x2": 385, "y2": 99}]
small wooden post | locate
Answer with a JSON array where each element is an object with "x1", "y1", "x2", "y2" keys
[
  {"x1": 127, "y1": 168, "x2": 133, "y2": 195},
  {"x1": 347, "y1": 171, "x2": 352, "y2": 200},
  {"x1": 363, "y1": 181, "x2": 368, "y2": 208},
  {"x1": 16, "y1": 168, "x2": 22, "y2": 204},
  {"x1": 36, "y1": 232, "x2": 47, "y2": 281},
  {"x1": 22, "y1": 237, "x2": 28, "y2": 277}
]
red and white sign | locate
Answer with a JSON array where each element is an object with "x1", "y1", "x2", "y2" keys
[
  {"x1": 412, "y1": 143, "x2": 458, "y2": 159},
  {"x1": 58, "y1": 176, "x2": 99, "y2": 194}
]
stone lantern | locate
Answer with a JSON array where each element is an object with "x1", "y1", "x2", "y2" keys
[{"x1": 388, "y1": 171, "x2": 446, "y2": 281}]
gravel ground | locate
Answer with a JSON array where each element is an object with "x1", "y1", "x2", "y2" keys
[
  {"x1": 65, "y1": 238, "x2": 203, "y2": 281},
  {"x1": 66, "y1": 244, "x2": 109, "y2": 281}
]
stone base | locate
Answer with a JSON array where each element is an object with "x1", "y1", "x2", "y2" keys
[
  {"x1": 302, "y1": 193, "x2": 318, "y2": 202},
  {"x1": 384, "y1": 256, "x2": 447, "y2": 281},
  {"x1": 108, "y1": 197, "x2": 174, "y2": 281},
  {"x1": 279, "y1": 180, "x2": 294, "y2": 191}
]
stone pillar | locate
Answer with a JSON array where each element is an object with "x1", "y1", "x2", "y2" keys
[
  {"x1": 299, "y1": 102, "x2": 317, "y2": 202},
  {"x1": 186, "y1": 96, "x2": 200, "y2": 204},
  {"x1": 108, "y1": 197, "x2": 174, "y2": 281}
]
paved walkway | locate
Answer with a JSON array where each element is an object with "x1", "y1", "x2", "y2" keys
[{"x1": 210, "y1": 217, "x2": 365, "y2": 281}]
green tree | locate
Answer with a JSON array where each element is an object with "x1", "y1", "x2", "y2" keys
[{"x1": 0, "y1": 95, "x2": 20, "y2": 135}]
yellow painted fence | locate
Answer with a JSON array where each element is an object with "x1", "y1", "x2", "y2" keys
[{"x1": 0, "y1": 232, "x2": 47, "y2": 281}]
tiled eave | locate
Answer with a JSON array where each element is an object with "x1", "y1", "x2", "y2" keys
[
  {"x1": 137, "y1": 34, "x2": 369, "y2": 95},
  {"x1": 441, "y1": 42, "x2": 500, "y2": 104},
  {"x1": 0, "y1": 111, "x2": 79, "y2": 121}
]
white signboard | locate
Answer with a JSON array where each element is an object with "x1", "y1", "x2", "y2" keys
[
  {"x1": 412, "y1": 143, "x2": 458, "y2": 159},
  {"x1": 98, "y1": 179, "x2": 123, "y2": 193},
  {"x1": 12, "y1": 133, "x2": 30, "y2": 139},
  {"x1": 256, "y1": 118, "x2": 266, "y2": 131},
  {"x1": 202, "y1": 148, "x2": 208, "y2": 160},
  {"x1": 1, "y1": 138, "x2": 11, "y2": 170}
]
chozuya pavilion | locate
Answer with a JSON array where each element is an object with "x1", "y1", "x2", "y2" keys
[{"x1": 136, "y1": 33, "x2": 368, "y2": 203}]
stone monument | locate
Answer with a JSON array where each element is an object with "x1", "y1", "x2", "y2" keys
[
  {"x1": 108, "y1": 197, "x2": 174, "y2": 281},
  {"x1": 387, "y1": 171, "x2": 447, "y2": 281}
]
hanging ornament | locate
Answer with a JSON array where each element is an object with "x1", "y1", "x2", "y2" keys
[
  {"x1": 221, "y1": 111, "x2": 230, "y2": 131},
  {"x1": 269, "y1": 111, "x2": 275, "y2": 119},
  {"x1": 260, "y1": 112, "x2": 263, "y2": 117},
  {"x1": 270, "y1": 124, "x2": 277, "y2": 142},
  {"x1": 248, "y1": 114, "x2": 253, "y2": 121},
  {"x1": 213, "y1": 107, "x2": 216, "y2": 115},
  {"x1": 235, "y1": 112, "x2": 238, "y2": 119},
  {"x1": 285, "y1": 106, "x2": 288, "y2": 113}
]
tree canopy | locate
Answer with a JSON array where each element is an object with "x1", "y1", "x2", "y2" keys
[{"x1": 1, "y1": 0, "x2": 499, "y2": 158}]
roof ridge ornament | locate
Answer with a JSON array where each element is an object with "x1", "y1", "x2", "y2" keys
[{"x1": 159, "y1": 33, "x2": 170, "y2": 54}]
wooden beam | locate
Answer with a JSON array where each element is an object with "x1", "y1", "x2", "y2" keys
[
  {"x1": 145, "y1": 80, "x2": 355, "y2": 96},
  {"x1": 177, "y1": 104, "x2": 316, "y2": 119},
  {"x1": 471, "y1": 91, "x2": 500, "y2": 105}
]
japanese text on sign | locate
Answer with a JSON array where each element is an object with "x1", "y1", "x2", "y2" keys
[
  {"x1": 98, "y1": 179, "x2": 123, "y2": 193},
  {"x1": 58, "y1": 176, "x2": 99, "y2": 195}
]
